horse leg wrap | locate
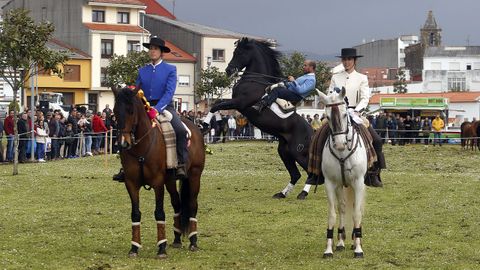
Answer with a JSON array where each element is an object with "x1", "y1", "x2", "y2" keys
[
  {"x1": 353, "y1": 227, "x2": 362, "y2": 239},
  {"x1": 188, "y1": 218, "x2": 198, "y2": 239},
  {"x1": 173, "y1": 213, "x2": 182, "y2": 243},
  {"x1": 156, "y1": 221, "x2": 167, "y2": 247},
  {"x1": 338, "y1": 227, "x2": 346, "y2": 240},
  {"x1": 326, "y1": 228, "x2": 334, "y2": 239},
  {"x1": 131, "y1": 223, "x2": 141, "y2": 251}
]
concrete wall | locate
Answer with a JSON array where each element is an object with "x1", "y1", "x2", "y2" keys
[
  {"x1": 173, "y1": 62, "x2": 195, "y2": 112},
  {"x1": 355, "y1": 39, "x2": 399, "y2": 69},
  {"x1": 423, "y1": 70, "x2": 480, "y2": 92},
  {"x1": 449, "y1": 102, "x2": 480, "y2": 122}
]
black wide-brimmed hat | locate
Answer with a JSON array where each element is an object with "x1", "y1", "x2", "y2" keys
[
  {"x1": 142, "y1": 36, "x2": 171, "y2": 53},
  {"x1": 336, "y1": 48, "x2": 363, "y2": 58}
]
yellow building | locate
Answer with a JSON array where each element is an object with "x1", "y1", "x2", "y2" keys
[{"x1": 27, "y1": 39, "x2": 91, "y2": 107}]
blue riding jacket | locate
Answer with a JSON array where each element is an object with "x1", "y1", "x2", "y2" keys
[
  {"x1": 136, "y1": 60, "x2": 177, "y2": 112},
  {"x1": 285, "y1": 73, "x2": 316, "y2": 98}
]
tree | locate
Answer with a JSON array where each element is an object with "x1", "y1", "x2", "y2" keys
[
  {"x1": 0, "y1": 9, "x2": 69, "y2": 175},
  {"x1": 279, "y1": 51, "x2": 331, "y2": 94},
  {"x1": 105, "y1": 51, "x2": 150, "y2": 87},
  {"x1": 195, "y1": 66, "x2": 232, "y2": 104},
  {"x1": 393, "y1": 68, "x2": 408, "y2": 94}
]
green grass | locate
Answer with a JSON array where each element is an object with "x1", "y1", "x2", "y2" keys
[{"x1": 0, "y1": 142, "x2": 479, "y2": 269}]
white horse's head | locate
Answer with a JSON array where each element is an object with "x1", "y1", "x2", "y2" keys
[{"x1": 317, "y1": 87, "x2": 349, "y2": 151}]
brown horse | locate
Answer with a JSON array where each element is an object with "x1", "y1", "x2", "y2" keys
[
  {"x1": 112, "y1": 87, "x2": 205, "y2": 258},
  {"x1": 460, "y1": 121, "x2": 479, "y2": 150}
]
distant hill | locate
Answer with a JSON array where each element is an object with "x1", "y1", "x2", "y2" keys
[{"x1": 281, "y1": 49, "x2": 337, "y2": 61}]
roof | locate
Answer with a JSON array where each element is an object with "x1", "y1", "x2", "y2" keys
[
  {"x1": 424, "y1": 46, "x2": 480, "y2": 57},
  {"x1": 163, "y1": 41, "x2": 196, "y2": 63},
  {"x1": 88, "y1": 0, "x2": 145, "y2": 5},
  {"x1": 146, "y1": 14, "x2": 268, "y2": 40},
  {"x1": 423, "y1": 10, "x2": 439, "y2": 29},
  {"x1": 83, "y1": 23, "x2": 148, "y2": 33},
  {"x1": 370, "y1": 92, "x2": 480, "y2": 104},
  {"x1": 138, "y1": 0, "x2": 175, "y2": 19},
  {"x1": 47, "y1": 39, "x2": 91, "y2": 59}
]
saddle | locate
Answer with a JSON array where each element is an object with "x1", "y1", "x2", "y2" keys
[{"x1": 264, "y1": 86, "x2": 298, "y2": 114}]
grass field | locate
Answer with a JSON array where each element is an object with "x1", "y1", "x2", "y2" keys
[{"x1": 0, "y1": 141, "x2": 479, "y2": 270}]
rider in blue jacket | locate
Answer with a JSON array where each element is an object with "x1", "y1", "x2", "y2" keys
[{"x1": 257, "y1": 60, "x2": 316, "y2": 111}]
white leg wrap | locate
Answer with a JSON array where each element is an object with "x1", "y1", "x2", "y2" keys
[
  {"x1": 188, "y1": 231, "x2": 198, "y2": 238},
  {"x1": 303, "y1": 184, "x2": 312, "y2": 193},
  {"x1": 132, "y1": 222, "x2": 141, "y2": 226},
  {"x1": 131, "y1": 241, "x2": 142, "y2": 248},
  {"x1": 203, "y1": 112, "x2": 213, "y2": 125},
  {"x1": 189, "y1": 217, "x2": 198, "y2": 222},
  {"x1": 174, "y1": 227, "x2": 182, "y2": 233},
  {"x1": 324, "y1": 238, "x2": 333, "y2": 254},
  {"x1": 173, "y1": 213, "x2": 180, "y2": 217},
  {"x1": 282, "y1": 183, "x2": 295, "y2": 195},
  {"x1": 157, "y1": 239, "x2": 167, "y2": 246},
  {"x1": 156, "y1": 220, "x2": 166, "y2": 225}
]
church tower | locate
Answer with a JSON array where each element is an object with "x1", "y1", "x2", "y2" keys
[{"x1": 420, "y1": 10, "x2": 442, "y2": 47}]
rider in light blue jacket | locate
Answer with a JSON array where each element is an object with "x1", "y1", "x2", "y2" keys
[{"x1": 257, "y1": 60, "x2": 316, "y2": 111}]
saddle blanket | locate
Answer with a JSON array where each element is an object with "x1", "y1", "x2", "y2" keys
[{"x1": 157, "y1": 114, "x2": 178, "y2": 169}]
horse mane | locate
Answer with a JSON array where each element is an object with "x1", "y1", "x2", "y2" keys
[
  {"x1": 238, "y1": 38, "x2": 283, "y2": 77},
  {"x1": 114, "y1": 87, "x2": 143, "y2": 129}
]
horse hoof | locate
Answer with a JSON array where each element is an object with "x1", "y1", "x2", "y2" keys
[
  {"x1": 128, "y1": 252, "x2": 138, "y2": 258},
  {"x1": 354, "y1": 252, "x2": 364, "y2": 259},
  {"x1": 272, "y1": 192, "x2": 286, "y2": 199},
  {"x1": 323, "y1": 253, "x2": 333, "y2": 259},
  {"x1": 157, "y1": 253, "x2": 168, "y2": 260},
  {"x1": 171, "y1": 242, "x2": 182, "y2": 249},
  {"x1": 296, "y1": 191, "x2": 308, "y2": 200},
  {"x1": 336, "y1": 246, "x2": 345, "y2": 251},
  {"x1": 189, "y1": 244, "x2": 199, "y2": 252}
]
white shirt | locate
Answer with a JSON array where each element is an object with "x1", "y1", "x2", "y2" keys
[{"x1": 329, "y1": 70, "x2": 370, "y2": 112}]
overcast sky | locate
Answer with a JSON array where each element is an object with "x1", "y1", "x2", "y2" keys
[{"x1": 155, "y1": 0, "x2": 479, "y2": 56}]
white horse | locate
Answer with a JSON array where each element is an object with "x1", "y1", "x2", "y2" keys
[{"x1": 317, "y1": 87, "x2": 368, "y2": 258}]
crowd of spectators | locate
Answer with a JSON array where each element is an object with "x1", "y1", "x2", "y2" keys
[{"x1": 0, "y1": 105, "x2": 117, "y2": 163}]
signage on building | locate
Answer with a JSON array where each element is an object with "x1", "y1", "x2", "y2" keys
[{"x1": 380, "y1": 97, "x2": 448, "y2": 108}]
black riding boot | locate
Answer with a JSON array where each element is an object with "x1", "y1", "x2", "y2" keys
[
  {"x1": 365, "y1": 126, "x2": 386, "y2": 187},
  {"x1": 113, "y1": 168, "x2": 125, "y2": 182}
]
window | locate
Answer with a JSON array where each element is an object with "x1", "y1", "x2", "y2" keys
[
  {"x1": 92, "y1": 10, "x2": 105, "y2": 22},
  {"x1": 127, "y1": 40, "x2": 140, "y2": 53},
  {"x1": 0, "y1": 83, "x2": 4, "y2": 97},
  {"x1": 101, "y1": 39, "x2": 113, "y2": 58},
  {"x1": 448, "y1": 77, "x2": 466, "y2": 91},
  {"x1": 64, "y1": 65, "x2": 81, "y2": 81},
  {"x1": 117, "y1": 12, "x2": 129, "y2": 24},
  {"x1": 212, "y1": 49, "x2": 225, "y2": 61},
  {"x1": 41, "y1": 7, "x2": 47, "y2": 21},
  {"x1": 101, "y1": 68, "x2": 108, "y2": 87},
  {"x1": 178, "y1": 75, "x2": 190, "y2": 87},
  {"x1": 467, "y1": 64, "x2": 472, "y2": 70}
]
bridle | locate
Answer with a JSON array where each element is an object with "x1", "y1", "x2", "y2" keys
[{"x1": 325, "y1": 101, "x2": 352, "y2": 138}]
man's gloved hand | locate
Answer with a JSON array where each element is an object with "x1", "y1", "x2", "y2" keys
[
  {"x1": 147, "y1": 108, "x2": 158, "y2": 120},
  {"x1": 156, "y1": 110, "x2": 173, "y2": 121}
]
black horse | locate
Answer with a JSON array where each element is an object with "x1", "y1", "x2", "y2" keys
[{"x1": 204, "y1": 37, "x2": 315, "y2": 199}]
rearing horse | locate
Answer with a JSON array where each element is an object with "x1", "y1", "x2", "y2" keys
[
  {"x1": 113, "y1": 87, "x2": 205, "y2": 258},
  {"x1": 206, "y1": 37, "x2": 315, "y2": 199}
]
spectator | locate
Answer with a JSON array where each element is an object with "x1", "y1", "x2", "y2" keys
[
  {"x1": 110, "y1": 114, "x2": 118, "y2": 154},
  {"x1": 92, "y1": 112, "x2": 107, "y2": 154},
  {"x1": 17, "y1": 112, "x2": 28, "y2": 162},
  {"x1": 386, "y1": 115, "x2": 397, "y2": 145},
  {"x1": 404, "y1": 115, "x2": 412, "y2": 144},
  {"x1": 236, "y1": 114, "x2": 248, "y2": 137},
  {"x1": 311, "y1": 113, "x2": 322, "y2": 131},
  {"x1": 78, "y1": 116, "x2": 93, "y2": 157},
  {"x1": 375, "y1": 112, "x2": 387, "y2": 144},
  {"x1": 432, "y1": 114, "x2": 445, "y2": 146},
  {"x1": 412, "y1": 116, "x2": 421, "y2": 144},
  {"x1": 103, "y1": 104, "x2": 113, "y2": 117},
  {"x1": 58, "y1": 115, "x2": 66, "y2": 158},
  {"x1": 227, "y1": 115, "x2": 236, "y2": 140},
  {"x1": 306, "y1": 114, "x2": 312, "y2": 124},
  {"x1": 421, "y1": 117, "x2": 431, "y2": 145},
  {"x1": 64, "y1": 123, "x2": 75, "y2": 158},
  {"x1": 35, "y1": 115, "x2": 49, "y2": 162},
  {"x1": 48, "y1": 112, "x2": 61, "y2": 160},
  {"x1": 67, "y1": 109, "x2": 79, "y2": 158},
  {"x1": 4, "y1": 110, "x2": 15, "y2": 162},
  {"x1": 397, "y1": 117, "x2": 406, "y2": 146}
]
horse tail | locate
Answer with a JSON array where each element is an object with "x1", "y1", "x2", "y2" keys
[{"x1": 180, "y1": 178, "x2": 191, "y2": 234}]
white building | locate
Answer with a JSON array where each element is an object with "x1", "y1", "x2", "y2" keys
[{"x1": 423, "y1": 46, "x2": 480, "y2": 92}]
